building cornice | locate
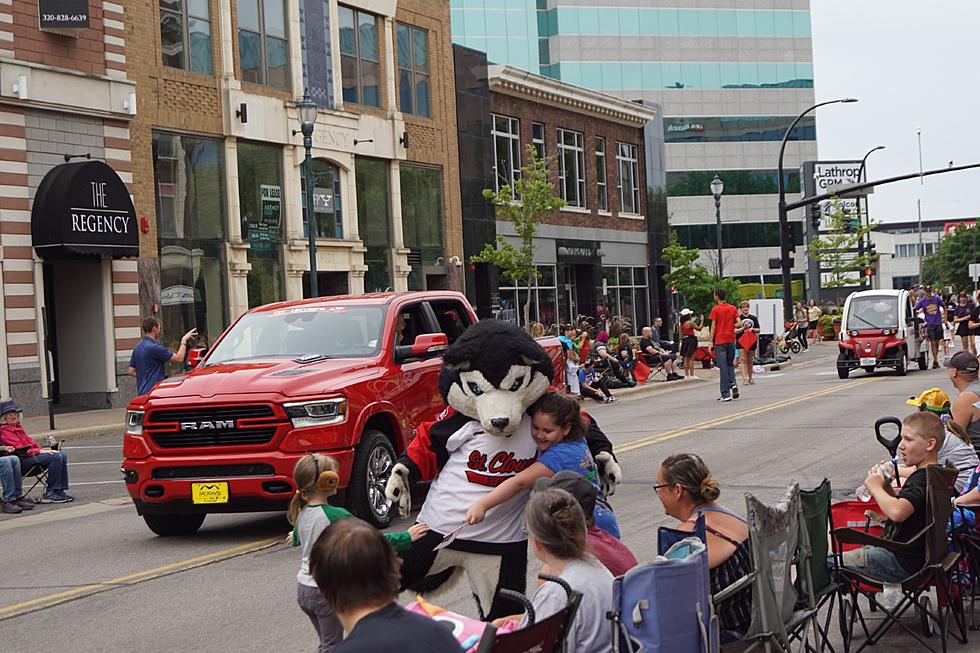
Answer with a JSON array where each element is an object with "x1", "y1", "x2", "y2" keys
[
  {"x1": 0, "y1": 58, "x2": 136, "y2": 120},
  {"x1": 487, "y1": 65, "x2": 657, "y2": 128}
]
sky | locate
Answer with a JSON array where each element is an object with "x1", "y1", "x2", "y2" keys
[{"x1": 810, "y1": 1, "x2": 980, "y2": 224}]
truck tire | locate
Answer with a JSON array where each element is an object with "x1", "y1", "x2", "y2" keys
[
  {"x1": 143, "y1": 513, "x2": 206, "y2": 537},
  {"x1": 347, "y1": 430, "x2": 396, "y2": 528},
  {"x1": 895, "y1": 352, "x2": 907, "y2": 376}
]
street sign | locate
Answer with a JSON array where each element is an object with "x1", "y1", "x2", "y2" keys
[
  {"x1": 970, "y1": 263, "x2": 980, "y2": 280},
  {"x1": 827, "y1": 183, "x2": 873, "y2": 197}
]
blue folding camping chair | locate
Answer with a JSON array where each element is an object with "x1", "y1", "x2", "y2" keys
[
  {"x1": 658, "y1": 512, "x2": 707, "y2": 555},
  {"x1": 608, "y1": 536, "x2": 720, "y2": 653}
]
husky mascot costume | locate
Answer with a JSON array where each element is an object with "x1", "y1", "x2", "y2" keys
[{"x1": 384, "y1": 319, "x2": 622, "y2": 620}]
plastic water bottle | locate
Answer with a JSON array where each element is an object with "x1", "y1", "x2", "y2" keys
[
  {"x1": 46, "y1": 436, "x2": 56, "y2": 448},
  {"x1": 856, "y1": 484, "x2": 872, "y2": 502}
]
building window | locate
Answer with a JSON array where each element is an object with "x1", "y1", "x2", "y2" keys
[
  {"x1": 664, "y1": 116, "x2": 817, "y2": 143},
  {"x1": 617, "y1": 142, "x2": 640, "y2": 214},
  {"x1": 557, "y1": 128, "x2": 585, "y2": 208},
  {"x1": 160, "y1": 0, "x2": 213, "y2": 74},
  {"x1": 153, "y1": 132, "x2": 227, "y2": 351},
  {"x1": 340, "y1": 6, "x2": 380, "y2": 108},
  {"x1": 301, "y1": 160, "x2": 343, "y2": 239},
  {"x1": 895, "y1": 242, "x2": 937, "y2": 258},
  {"x1": 595, "y1": 137, "x2": 607, "y2": 211},
  {"x1": 492, "y1": 114, "x2": 520, "y2": 198},
  {"x1": 498, "y1": 265, "x2": 558, "y2": 328},
  {"x1": 238, "y1": 141, "x2": 285, "y2": 308},
  {"x1": 400, "y1": 165, "x2": 443, "y2": 290},
  {"x1": 355, "y1": 157, "x2": 392, "y2": 292},
  {"x1": 602, "y1": 266, "x2": 648, "y2": 328},
  {"x1": 396, "y1": 23, "x2": 430, "y2": 117},
  {"x1": 237, "y1": 0, "x2": 288, "y2": 88},
  {"x1": 531, "y1": 122, "x2": 545, "y2": 158},
  {"x1": 666, "y1": 169, "x2": 801, "y2": 196}
]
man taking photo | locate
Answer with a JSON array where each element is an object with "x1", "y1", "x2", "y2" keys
[{"x1": 128, "y1": 317, "x2": 197, "y2": 396}]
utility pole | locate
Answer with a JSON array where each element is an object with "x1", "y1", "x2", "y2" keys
[{"x1": 916, "y1": 128, "x2": 924, "y2": 282}]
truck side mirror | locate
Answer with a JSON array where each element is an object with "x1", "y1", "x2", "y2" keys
[
  {"x1": 186, "y1": 347, "x2": 208, "y2": 368},
  {"x1": 394, "y1": 333, "x2": 448, "y2": 364}
]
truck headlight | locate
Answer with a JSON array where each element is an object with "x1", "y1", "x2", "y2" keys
[
  {"x1": 126, "y1": 410, "x2": 144, "y2": 436},
  {"x1": 284, "y1": 398, "x2": 347, "y2": 428}
]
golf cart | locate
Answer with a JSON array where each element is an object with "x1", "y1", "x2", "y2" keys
[{"x1": 837, "y1": 289, "x2": 925, "y2": 378}]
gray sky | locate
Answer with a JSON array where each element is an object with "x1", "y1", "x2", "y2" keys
[{"x1": 810, "y1": 1, "x2": 980, "y2": 224}]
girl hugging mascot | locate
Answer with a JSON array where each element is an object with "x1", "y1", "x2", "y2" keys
[{"x1": 384, "y1": 320, "x2": 622, "y2": 620}]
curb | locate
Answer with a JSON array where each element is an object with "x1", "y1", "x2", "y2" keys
[
  {"x1": 32, "y1": 422, "x2": 124, "y2": 446},
  {"x1": 611, "y1": 375, "x2": 707, "y2": 401}
]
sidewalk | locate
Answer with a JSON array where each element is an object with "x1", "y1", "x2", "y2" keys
[{"x1": 23, "y1": 407, "x2": 125, "y2": 445}]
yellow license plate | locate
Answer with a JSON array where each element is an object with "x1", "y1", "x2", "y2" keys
[{"x1": 191, "y1": 481, "x2": 229, "y2": 504}]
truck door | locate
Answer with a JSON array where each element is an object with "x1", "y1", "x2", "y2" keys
[
  {"x1": 419, "y1": 299, "x2": 474, "y2": 421},
  {"x1": 391, "y1": 302, "x2": 444, "y2": 433},
  {"x1": 904, "y1": 292, "x2": 921, "y2": 358}
]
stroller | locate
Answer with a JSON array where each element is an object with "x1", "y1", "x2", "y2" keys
[
  {"x1": 776, "y1": 321, "x2": 803, "y2": 355},
  {"x1": 475, "y1": 574, "x2": 582, "y2": 653}
]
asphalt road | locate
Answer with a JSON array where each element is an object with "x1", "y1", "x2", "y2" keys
[{"x1": 0, "y1": 343, "x2": 970, "y2": 651}]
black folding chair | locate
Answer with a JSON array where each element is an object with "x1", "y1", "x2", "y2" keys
[
  {"x1": 20, "y1": 440, "x2": 63, "y2": 498},
  {"x1": 476, "y1": 574, "x2": 582, "y2": 653}
]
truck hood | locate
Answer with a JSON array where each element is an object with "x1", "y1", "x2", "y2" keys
[{"x1": 147, "y1": 359, "x2": 380, "y2": 400}]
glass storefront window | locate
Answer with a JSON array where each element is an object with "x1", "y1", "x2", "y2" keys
[
  {"x1": 355, "y1": 157, "x2": 392, "y2": 292},
  {"x1": 301, "y1": 160, "x2": 343, "y2": 239},
  {"x1": 153, "y1": 132, "x2": 227, "y2": 350},
  {"x1": 602, "y1": 265, "x2": 649, "y2": 327},
  {"x1": 400, "y1": 164, "x2": 443, "y2": 291},
  {"x1": 499, "y1": 264, "x2": 558, "y2": 328},
  {"x1": 238, "y1": 141, "x2": 284, "y2": 308}
]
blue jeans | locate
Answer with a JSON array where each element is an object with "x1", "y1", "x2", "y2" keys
[
  {"x1": 1, "y1": 455, "x2": 23, "y2": 501},
  {"x1": 21, "y1": 452, "x2": 69, "y2": 492},
  {"x1": 829, "y1": 546, "x2": 909, "y2": 583},
  {"x1": 715, "y1": 343, "x2": 736, "y2": 398}
]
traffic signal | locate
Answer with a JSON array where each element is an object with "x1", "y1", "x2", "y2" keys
[
  {"x1": 808, "y1": 203, "x2": 822, "y2": 230},
  {"x1": 865, "y1": 266, "x2": 875, "y2": 278}
]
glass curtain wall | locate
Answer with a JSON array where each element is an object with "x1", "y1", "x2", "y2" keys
[
  {"x1": 238, "y1": 141, "x2": 285, "y2": 308},
  {"x1": 153, "y1": 132, "x2": 227, "y2": 350}
]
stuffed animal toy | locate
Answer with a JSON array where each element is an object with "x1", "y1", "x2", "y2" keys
[{"x1": 385, "y1": 319, "x2": 621, "y2": 620}]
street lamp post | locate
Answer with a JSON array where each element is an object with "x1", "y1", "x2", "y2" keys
[
  {"x1": 857, "y1": 145, "x2": 885, "y2": 289},
  {"x1": 296, "y1": 92, "x2": 319, "y2": 297},
  {"x1": 777, "y1": 97, "x2": 857, "y2": 319},
  {"x1": 711, "y1": 175, "x2": 724, "y2": 278}
]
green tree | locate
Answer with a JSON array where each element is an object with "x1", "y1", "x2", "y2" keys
[
  {"x1": 807, "y1": 197, "x2": 878, "y2": 288},
  {"x1": 921, "y1": 223, "x2": 979, "y2": 291},
  {"x1": 471, "y1": 145, "x2": 566, "y2": 330},
  {"x1": 661, "y1": 231, "x2": 740, "y2": 318}
]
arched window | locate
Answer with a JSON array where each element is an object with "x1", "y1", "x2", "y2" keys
[{"x1": 301, "y1": 159, "x2": 343, "y2": 239}]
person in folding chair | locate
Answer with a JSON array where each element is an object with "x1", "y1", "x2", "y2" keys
[
  {"x1": 653, "y1": 453, "x2": 753, "y2": 643},
  {"x1": 0, "y1": 401, "x2": 73, "y2": 504},
  {"x1": 639, "y1": 327, "x2": 681, "y2": 382},
  {"x1": 1, "y1": 446, "x2": 34, "y2": 514}
]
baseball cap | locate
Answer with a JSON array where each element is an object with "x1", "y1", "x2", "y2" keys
[
  {"x1": 0, "y1": 400, "x2": 22, "y2": 416},
  {"x1": 945, "y1": 351, "x2": 979, "y2": 374},
  {"x1": 533, "y1": 470, "x2": 596, "y2": 517},
  {"x1": 906, "y1": 388, "x2": 951, "y2": 413},
  {"x1": 679, "y1": 308, "x2": 693, "y2": 317}
]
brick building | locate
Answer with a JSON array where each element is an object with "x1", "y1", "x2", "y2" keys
[
  {"x1": 0, "y1": 1, "x2": 139, "y2": 415},
  {"x1": 125, "y1": 0, "x2": 462, "y2": 357},
  {"x1": 455, "y1": 48, "x2": 660, "y2": 328}
]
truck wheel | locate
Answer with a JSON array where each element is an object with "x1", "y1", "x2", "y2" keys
[
  {"x1": 142, "y1": 513, "x2": 206, "y2": 537},
  {"x1": 347, "y1": 430, "x2": 396, "y2": 528},
  {"x1": 895, "y1": 352, "x2": 907, "y2": 376},
  {"x1": 837, "y1": 366, "x2": 849, "y2": 379}
]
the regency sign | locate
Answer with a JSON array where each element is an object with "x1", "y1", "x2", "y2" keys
[{"x1": 31, "y1": 160, "x2": 139, "y2": 258}]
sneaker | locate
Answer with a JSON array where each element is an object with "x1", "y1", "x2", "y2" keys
[
  {"x1": 719, "y1": 395, "x2": 732, "y2": 402},
  {"x1": 13, "y1": 497, "x2": 34, "y2": 510},
  {"x1": 39, "y1": 492, "x2": 73, "y2": 504},
  {"x1": 607, "y1": 396, "x2": 618, "y2": 403},
  {"x1": 731, "y1": 385, "x2": 740, "y2": 399},
  {"x1": 1, "y1": 501, "x2": 23, "y2": 514}
]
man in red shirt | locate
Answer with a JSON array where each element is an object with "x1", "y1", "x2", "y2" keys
[{"x1": 708, "y1": 288, "x2": 740, "y2": 402}]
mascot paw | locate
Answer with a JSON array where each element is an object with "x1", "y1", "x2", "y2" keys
[
  {"x1": 595, "y1": 451, "x2": 622, "y2": 497},
  {"x1": 384, "y1": 463, "x2": 412, "y2": 518}
]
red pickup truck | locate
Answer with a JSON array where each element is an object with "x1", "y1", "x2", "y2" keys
[{"x1": 122, "y1": 291, "x2": 562, "y2": 536}]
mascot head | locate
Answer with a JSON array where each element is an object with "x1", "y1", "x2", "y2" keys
[{"x1": 439, "y1": 320, "x2": 553, "y2": 437}]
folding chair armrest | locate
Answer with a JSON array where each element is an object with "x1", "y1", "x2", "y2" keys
[
  {"x1": 713, "y1": 571, "x2": 755, "y2": 605},
  {"x1": 832, "y1": 526, "x2": 923, "y2": 552}
]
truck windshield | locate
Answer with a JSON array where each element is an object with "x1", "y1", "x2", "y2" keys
[
  {"x1": 846, "y1": 296, "x2": 898, "y2": 330},
  {"x1": 206, "y1": 305, "x2": 386, "y2": 364}
]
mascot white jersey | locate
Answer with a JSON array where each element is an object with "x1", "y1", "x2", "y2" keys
[{"x1": 385, "y1": 320, "x2": 622, "y2": 620}]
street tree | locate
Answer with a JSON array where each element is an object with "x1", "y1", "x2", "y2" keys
[
  {"x1": 661, "y1": 231, "x2": 740, "y2": 317},
  {"x1": 921, "y1": 223, "x2": 979, "y2": 291},
  {"x1": 807, "y1": 197, "x2": 878, "y2": 288},
  {"x1": 471, "y1": 144, "x2": 566, "y2": 330}
]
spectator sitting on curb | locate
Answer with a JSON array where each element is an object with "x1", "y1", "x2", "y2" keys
[
  {"x1": 535, "y1": 470, "x2": 637, "y2": 576},
  {"x1": 578, "y1": 359, "x2": 616, "y2": 404},
  {"x1": 308, "y1": 518, "x2": 463, "y2": 653},
  {"x1": 1, "y1": 446, "x2": 34, "y2": 514},
  {"x1": 0, "y1": 401, "x2": 73, "y2": 504}
]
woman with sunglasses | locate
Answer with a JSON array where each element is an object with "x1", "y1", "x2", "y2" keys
[{"x1": 654, "y1": 454, "x2": 752, "y2": 642}]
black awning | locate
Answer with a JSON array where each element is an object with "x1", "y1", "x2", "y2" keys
[{"x1": 31, "y1": 160, "x2": 139, "y2": 259}]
